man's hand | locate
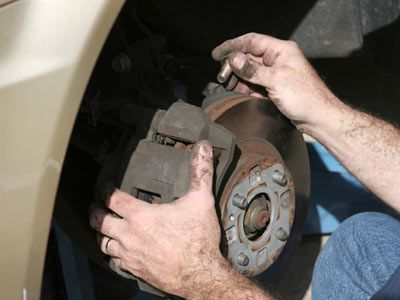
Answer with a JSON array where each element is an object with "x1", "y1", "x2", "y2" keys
[
  {"x1": 89, "y1": 141, "x2": 270, "y2": 299},
  {"x1": 213, "y1": 33, "x2": 400, "y2": 213},
  {"x1": 212, "y1": 32, "x2": 340, "y2": 132},
  {"x1": 89, "y1": 141, "x2": 221, "y2": 297}
]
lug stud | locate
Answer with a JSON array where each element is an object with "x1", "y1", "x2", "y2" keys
[
  {"x1": 276, "y1": 227, "x2": 288, "y2": 241},
  {"x1": 272, "y1": 170, "x2": 287, "y2": 186},
  {"x1": 237, "y1": 253, "x2": 250, "y2": 266},
  {"x1": 232, "y1": 194, "x2": 248, "y2": 209}
]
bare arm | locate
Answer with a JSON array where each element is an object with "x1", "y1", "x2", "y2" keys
[
  {"x1": 186, "y1": 255, "x2": 271, "y2": 300},
  {"x1": 212, "y1": 33, "x2": 400, "y2": 212},
  {"x1": 307, "y1": 100, "x2": 400, "y2": 212},
  {"x1": 89, "y1": 141, "x2": 272, "y2": 299}
]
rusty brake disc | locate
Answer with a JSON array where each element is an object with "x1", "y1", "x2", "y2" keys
[{"x1": 203, "y1": 91, "x2": 310, "y2": 278}]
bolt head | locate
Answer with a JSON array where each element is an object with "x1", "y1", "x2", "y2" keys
[
  {"x1": 111, "y1": 53, "x2": 132, "y2": 73},
  {"x1": 255, "y1": 210, "x2": 270, "y2": 229}
]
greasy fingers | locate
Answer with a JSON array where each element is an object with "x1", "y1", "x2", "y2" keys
[
  {"x1": 228, "y1": 52, "x2": 273, "y2": 90},
  {"x1": 189, "y1": 140, "x2": 214, "y2": 193},
  {"x1": 212, "y1": 32, "x2": 283, "y2": 60}
]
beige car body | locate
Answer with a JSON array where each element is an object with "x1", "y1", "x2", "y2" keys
[{"x1": 0, "y1": 0, "x2": 124, "y2": 299}]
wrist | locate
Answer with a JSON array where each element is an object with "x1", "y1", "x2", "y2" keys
[
  {"x1": 297, "y1": 94, "x2": 350, "y2": 139},
  {"x1": 182, "y1": 252, "x2": 230, "y2": 299},
  {"x1": 183, "y1": 253, "x2": 270, "y2": 300}
]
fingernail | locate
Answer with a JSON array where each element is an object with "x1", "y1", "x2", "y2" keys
[
  {"x1": 230, "y1": 52, "x2": 246, "y2": 69},
  {"x1": 197, "y1": 141, "x2": 213, "y2": 158}
]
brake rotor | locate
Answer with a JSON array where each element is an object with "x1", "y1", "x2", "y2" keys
[{"x1": 203, "y1": 91, "x2": 310, "y2": 277}]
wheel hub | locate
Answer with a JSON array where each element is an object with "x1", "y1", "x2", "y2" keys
[{"x1": 244, "y1": 193, "x2": 271, "y2": 238}]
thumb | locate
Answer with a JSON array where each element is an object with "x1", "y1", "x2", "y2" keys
[
  {"x1": 228, "y1": 52, "x2": 273, "y2": 90},
  {"x1": 188, "y1": 140, "x2": 214, "y2": 194}
]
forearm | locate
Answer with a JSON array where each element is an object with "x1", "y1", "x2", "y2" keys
[
  {"x1": 304, "y1": 97, "x2": 400, "y2": 212},
  {"x1": 185, "y1": 255, "x2": 272, "y2": 300}
]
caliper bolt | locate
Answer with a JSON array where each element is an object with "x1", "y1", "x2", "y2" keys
[
  {"x1": 111, "y1": 53, "x2": 132, "y2": 73},
  {"x1": 237, "y1": 253, "x2": 250, "y2": 266},
  {"x1": 232, "y1": 194, "x2": 248, "y2": 209},
  {"x1": 276, "y1": 227, "x2": 289, "y2": 241},
  {"x1": 272, "y1": 170, "x2": 287, "y2": 186}
]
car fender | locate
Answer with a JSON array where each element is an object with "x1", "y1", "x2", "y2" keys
[{"x1": 0, "y1": 0, "x2": 124, "y2": 299}]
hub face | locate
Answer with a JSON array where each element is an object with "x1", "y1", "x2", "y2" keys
[{"x1": 223, "y1": 162, "x2": 295, "y2": 276}]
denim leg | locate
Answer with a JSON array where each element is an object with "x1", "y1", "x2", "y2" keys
[{"x1": 312, "y1": 212, "x2": 400, "y2": 300}]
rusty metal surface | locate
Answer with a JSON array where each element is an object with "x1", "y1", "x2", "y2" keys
[
  {"x1": 203, "y1": 91, "x2": 310, "y2": 280},
  {"x1": 204, "y1": 93, "x2": 310, "y2": 204}
]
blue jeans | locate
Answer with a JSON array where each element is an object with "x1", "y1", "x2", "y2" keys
[{"x1": 312, "y1": 212, "x2": 400, "y2": 299}]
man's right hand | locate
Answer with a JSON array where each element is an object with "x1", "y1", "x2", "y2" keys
[
  {"x1": 212, "y1": 32, "x2": 340, "y2": 133},
  {"x1": 213, "y1": 33, "x2": 400, "y2": 213}
]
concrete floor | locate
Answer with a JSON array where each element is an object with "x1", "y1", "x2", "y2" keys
[{"x1": 275, "y1": 236, "x2": 330, "y2": 300}]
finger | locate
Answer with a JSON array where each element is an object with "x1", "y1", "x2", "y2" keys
[
  {"x1": 233, "y1": 80, "x2": 268, "y2": 97},
  {"x1": 228, "y1": 52, "x2": 273, "y2": 90},
  {"x1": 247, "y1": 52, "x2": 263, "y2": 64},
  {"x1": 99, "y1": 235, "x2": 121, "y2": 257},
  {"x1": 212, "y1": 33, "x2": 284, "y2": 61},
  {"x1": 110, "y1": 257, "x2": 125, "y2": 271},
  {"x1": 89, "y1": 202, "x2": 125, "y2": 239},
  {"x1": 99, "y1": 181, "x2": 116, "y2": 203},
  {"x1": 233, "y1": 80, "x2": 252, "y2": 94},
  {"x1": 189, "y1": 140, "x2": 214, "y2": 193},
  {"x1": 250, "y1": 91, "x2": 266, "y2": 98},
  {"x1": 105, "y1": 189, "x2": 149, "y2": 218}
]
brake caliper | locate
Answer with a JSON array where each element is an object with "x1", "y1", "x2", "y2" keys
[{"x1": 113, "y1": 102, "x2": 236, "y2": 295}]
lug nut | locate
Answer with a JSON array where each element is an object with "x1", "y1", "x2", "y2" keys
[
  {"x1": 232, "y1": 194, "x2": 248, "y2": 209},
  {"x1": 272, "y1": 170, "x2": 287, "y2": 186},
  {"x1": 276, "y1": 227, "x2": 288, "y2": 241},
  {"x1": 237, "y1": 253, "x2": 249, "y2": 266}
]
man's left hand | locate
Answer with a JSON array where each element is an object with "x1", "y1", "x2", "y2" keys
[{"x1": 89, "y1": 141, "x2": 224, "y2": 297}]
